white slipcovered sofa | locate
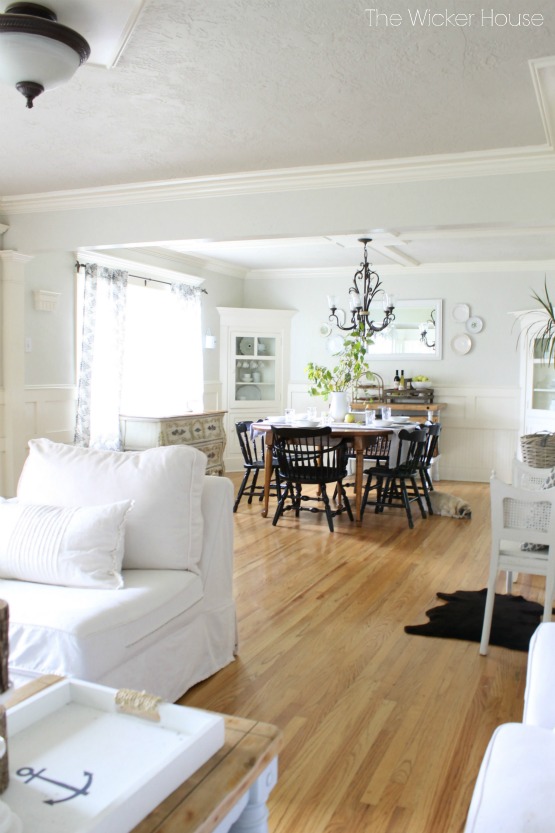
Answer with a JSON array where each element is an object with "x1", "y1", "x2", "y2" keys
[
  {"x1": 0, "y1": 438, "x2": 237, "y2": 702},
  {"x1": 464, "y1": 622, "x2": 555, "y2": 832}
]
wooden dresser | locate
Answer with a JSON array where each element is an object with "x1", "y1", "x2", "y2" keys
[{"x1": 119, "y1": 411, "x2": 227, "y2": 475}]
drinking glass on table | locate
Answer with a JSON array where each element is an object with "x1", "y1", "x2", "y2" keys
[
  {"x1": 306, "y1": 407, "x2": 318, "y2": 420},
  {"x1": 365, "y1": 409, "x2": 376, "y2": 426},
  {"x1": 381, "y1": 407, "x2": 392, "y2": 420},
  {"x1": 284, "y1": 408, "x2": 295, "y2": 424}
]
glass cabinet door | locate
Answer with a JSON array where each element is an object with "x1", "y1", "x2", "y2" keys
[
  {"x1": 233, "y1": 335, "x2": 277, "y2": 404},
  {"x1": 531, "y1": 338, "x2": 555, "y2": 411}
]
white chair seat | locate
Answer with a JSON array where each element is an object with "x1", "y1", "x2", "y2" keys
[{"x1": 464, "y1": 722, "x2": 555, "y2": 833}]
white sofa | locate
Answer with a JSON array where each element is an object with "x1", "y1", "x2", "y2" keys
[
  {"x1": 0, "y1": 438, "x2": 237, "y2": 703},
  {"x1": 464, "y1": 622, "x2": 555, "y2": 832}
]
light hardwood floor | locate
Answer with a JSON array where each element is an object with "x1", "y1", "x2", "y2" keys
[{"x1": 180, "y1": 475, "x2": 543, "y2": 833}]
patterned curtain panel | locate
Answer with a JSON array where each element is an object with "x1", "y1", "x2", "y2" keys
[
  {"x1": 74, "y1": 264, "x2": 128, "y2": 449},
  {"x1": 170, "y1": 282, "x2": 204, "y2": 413}
]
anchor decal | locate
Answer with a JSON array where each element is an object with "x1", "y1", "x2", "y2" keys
[{"x1": 16, "y1": 766, "x2": 93, "y2": 804}]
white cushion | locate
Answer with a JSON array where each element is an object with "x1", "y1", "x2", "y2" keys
[
  {"x1": 17, "y1": 439, "x2": 207, "y2": 572},
  {"x1": 523, "y1": 623, "x2": 555, "y2": 728},
  {"x1": 0, "y1": 498, "x2": 131, "y2": 590},
  {"x1": 464, "y1": 723, "x2": 555, "y2": 832},
  {"x1": 5, "y1": 569, "x2": 204, "y2": 681}
]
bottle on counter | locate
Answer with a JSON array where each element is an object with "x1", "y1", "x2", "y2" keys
[
  {"x1": 399, "y1": 369, "x2": 406, "y2": 390},
  {"x1": 394, "y1": 369, "x2": 400, "y2": 389}
]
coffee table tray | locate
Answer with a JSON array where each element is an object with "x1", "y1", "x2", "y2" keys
[{"x1": 2, "y1": 678, "x2": 225, "y2": 833}]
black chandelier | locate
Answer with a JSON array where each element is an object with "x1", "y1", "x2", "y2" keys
[
  {"x1": 327, "y1": 238, "x2": 395, "y2": 337},
  {"x1": 419, "y1": 309, "x2": 436, "y2": 349}
]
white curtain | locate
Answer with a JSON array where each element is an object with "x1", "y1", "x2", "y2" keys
[
  {"x1": 74, "y1": 264, "x2": 128, "y2": 449},
  {"x1": 75, "y1": 268, "x2": 205, "y2": 448}
]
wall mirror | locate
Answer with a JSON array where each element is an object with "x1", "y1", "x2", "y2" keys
[{"x1": 363, "y1": 299, "x2": 443, "y2": 360}]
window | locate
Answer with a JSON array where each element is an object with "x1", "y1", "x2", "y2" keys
[{"x1": 120, "y1": 278, "x2": 203, "y2": 416}]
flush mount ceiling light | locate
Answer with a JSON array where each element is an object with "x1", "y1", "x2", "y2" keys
[{"x1": 0, "y1": 3, "x2": 90, "y2": 108}]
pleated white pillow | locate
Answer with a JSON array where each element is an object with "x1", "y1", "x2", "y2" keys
[{"x1": 0, "y1": 499, "x2": 133, "y2": 589}]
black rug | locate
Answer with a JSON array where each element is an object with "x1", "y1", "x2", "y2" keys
[{"x1": 405, "y1": 589, "x2": 549, "y2": 651}]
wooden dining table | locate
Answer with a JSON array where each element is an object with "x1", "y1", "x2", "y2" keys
[{"x1": 254, "y1": 422, "x2": 393, "y2": 523}]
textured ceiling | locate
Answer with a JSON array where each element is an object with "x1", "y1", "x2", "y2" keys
[
  {"x1": 0, "y1": 0, "x2": 554, "y2": 197},
  {"x1": 1, "y1": 0, "x2": 555, "y2": 271}
]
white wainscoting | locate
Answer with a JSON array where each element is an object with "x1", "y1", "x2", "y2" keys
[{"x1": 288, "y1": 384, "x2": 520, "y2": 484}]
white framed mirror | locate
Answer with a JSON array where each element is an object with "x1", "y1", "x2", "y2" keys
[{"x1": 364, "y1": 299, "x2": 443, "y2": 360}]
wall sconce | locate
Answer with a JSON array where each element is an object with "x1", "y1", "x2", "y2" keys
[
  {"x1": 33, "y1": 289, "x2": 60, "y2": 311},
  {"x1": 204, "y1": 329, "x2": 217, "y2": 349}
]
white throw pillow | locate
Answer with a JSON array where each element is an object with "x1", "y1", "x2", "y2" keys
[
  {"x1": 17, "y1": 439, "x2": 207, "y2": 572},
  {"x1": 0, "y1": 498, "x2": 132, "y2": 589}
]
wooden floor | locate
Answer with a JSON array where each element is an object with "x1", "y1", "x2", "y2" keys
[{"x1": 180, "y1": 475, "x2": 543, "y2": 833}]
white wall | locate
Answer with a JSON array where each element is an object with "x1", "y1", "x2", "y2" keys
[{"x1": 1, "y1": 163, "x2": 555, "y2": 486}]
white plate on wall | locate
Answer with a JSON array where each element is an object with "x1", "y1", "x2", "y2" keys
[
  {"x1": 465, "y1": 316, "x2": 483, "y2": 333},
  {"x1": 327, "y1": 335, "x2": 345, "y2": 355},
  {"x1": 452, "y1": 303, "x2": 470, "y2": 322},
  {"x1": 451, "y1": 333, "x2": 472, "y2": 355}
]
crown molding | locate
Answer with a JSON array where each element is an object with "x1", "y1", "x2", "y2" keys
[
  {"x1": 246, "y1": 259, "x2": 555, "y2": 280},
  {"x1": 1, "y1": 144, "x2": 554, "y2": 215}
]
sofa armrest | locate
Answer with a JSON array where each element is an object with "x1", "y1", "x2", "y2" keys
[{"x1": 199, "y1": 476, "x2": 235, "y2": 607}]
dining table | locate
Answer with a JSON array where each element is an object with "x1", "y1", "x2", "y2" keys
[{"x1": 254, "y1": 421, "x2": 402, "y2": 524}]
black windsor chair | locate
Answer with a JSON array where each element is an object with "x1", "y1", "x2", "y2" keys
[
  {"x1": 360, "y1": 427, "x2": 428, "y2": 528},
  {"x1": 233, "y1": 420, "x2": 281, "y2": 512},
  {"x1": 417, "y1": 422, "x2": 441, "y2": 513},
  {"x1": 271, "y1": 426, "x2": 354, "y2": 532}
]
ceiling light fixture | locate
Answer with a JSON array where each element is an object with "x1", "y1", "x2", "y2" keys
[
  {"x1": 327, "y1": 238, "x2": 395, "y2": 338},
  {"x1": 0, "y1": 3, "x2": 90, "y2": 108}
]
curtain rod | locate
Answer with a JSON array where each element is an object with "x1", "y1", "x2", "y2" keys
[{"x1": 74, "y1": 261, "x2": 208, "y2": 294}]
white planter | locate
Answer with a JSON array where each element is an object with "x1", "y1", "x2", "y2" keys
[{"x1": 330, "y1": 391, "x2": 349, "y2": 422}]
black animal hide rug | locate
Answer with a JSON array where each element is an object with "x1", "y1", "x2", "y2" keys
[{"x1": 405, "y1": 589, "x2": 550, "y2": 652}]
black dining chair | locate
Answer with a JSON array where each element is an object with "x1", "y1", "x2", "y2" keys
[
  {"x1": 360, "y1": 428, "x2": 428, "y2": 528},
  {"x1": 271, "y1": 426, "x2": 354, "y2": 532},
  {"x1": 233, "y1": 420, "x2": 281, "y2": 512},
  {"x1": 417, "y1": 422, "x2": 441, "y2": 513}
]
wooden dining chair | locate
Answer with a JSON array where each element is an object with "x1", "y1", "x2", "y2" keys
[
  {"x1": 271, "y1": 426, "x2": 353, "y2": 532},
  {"x1": 233, "y1": 420, "x2": 281, "y2": 512},
  {"x1": 360, "y1": 428, "x2": 428, "y2": 528},
  {"x1": 417, "y1": 422, "x2": 441, "y2": 513}
]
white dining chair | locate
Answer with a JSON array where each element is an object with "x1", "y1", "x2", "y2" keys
[
  {"x1": 512, "y1": 457, "x2": 555, "y2": 490},
  {"x1": 480, "y1": 475, "x2": 555, "y2": 656}
]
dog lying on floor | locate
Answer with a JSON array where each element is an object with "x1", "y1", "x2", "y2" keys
[{"x1": 430, "y1": 490, "x2": 472, "y2": 518}]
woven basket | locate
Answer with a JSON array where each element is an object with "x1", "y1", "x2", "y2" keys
[{"x1": 520, "y1": 432, "x2": 555, "y2": 467}]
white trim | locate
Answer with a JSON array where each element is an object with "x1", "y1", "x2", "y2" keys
[
  {"x1": 529, "y1": 56, "x2": 555, "y2": 151},
  {"x1": 76, "y1": 250, "x2": 204, "y2": 287},
  {"x1": 2, "y1": 145, "x2": 554, "y2": 214}
]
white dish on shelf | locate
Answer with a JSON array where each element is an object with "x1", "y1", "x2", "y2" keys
[
  {"x1": 236, "y1": 384, "x2": 262, "y2": 400},
  {"x1": 451, "y1": 333, "x2": 472, "y2": 355},
  {"x1": 238, "y1": 337, "x2": 254, "y2": 355},
  {"x1": 412, "y1": 381, "x2": 431, "y2": 390}
]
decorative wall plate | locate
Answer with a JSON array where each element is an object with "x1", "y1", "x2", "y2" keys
[
  {"x1": 465, "y1": 316, "x2": 483, "y2": 334},
  {"x1": 451, "y1": 333, "x2": 472, "y2": 355},
  {"x1": 327, "y1": 335, "x2": 345, "y2": 355},
  {"x1": 452, "y1": 303, "x2": 470, "y2": 322},
  {"x1": 319, "y1": 323, "x2": 332, "y2": 337}
]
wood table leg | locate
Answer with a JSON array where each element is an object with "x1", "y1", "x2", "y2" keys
[
  {"x1": 261, "y1": 430, "x2": 274, "y2": 518},
  {"x1": 354, "y1": 443, "x2": 364, "y2": 523}
]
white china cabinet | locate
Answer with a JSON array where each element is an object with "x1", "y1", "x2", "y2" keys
[
  {"x1": 218, "y1": 307, "x2": 295, "y2": 470},
  {"x1": 513, "y1": 309, "x2": 555, "y2": 436}
]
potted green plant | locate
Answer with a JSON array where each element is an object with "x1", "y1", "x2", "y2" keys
[
  {"x1": 518, "y1": 278, "x2": 555, "y2": 366},
  {"x1": 306, "y1": 327, "x2": 375, "y2": 420}
]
